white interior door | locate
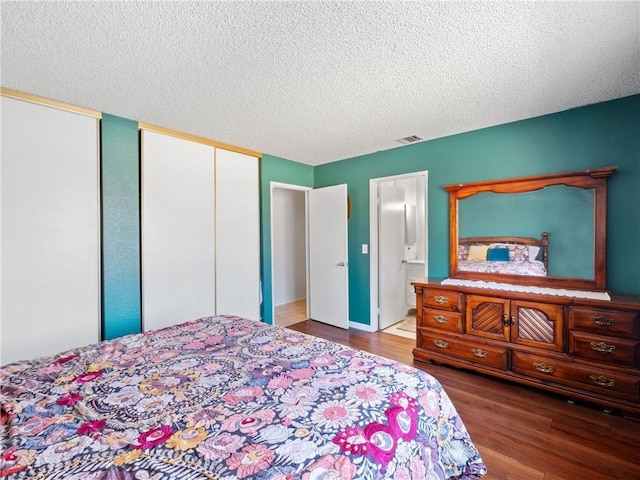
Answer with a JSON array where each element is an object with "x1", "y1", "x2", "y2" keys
[
  {"x1": 379, "y1": 183, "x2": 406, "y2": 329},
  {"x1": 308, "y1": 184, "x2": 349, "y2": 328}
]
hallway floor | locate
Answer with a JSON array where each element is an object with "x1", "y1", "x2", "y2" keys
[{"x1": 274, "y1": 298, "x2": 307, "y2": 327}]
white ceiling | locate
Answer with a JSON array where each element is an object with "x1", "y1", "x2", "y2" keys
[{"x1": 1, "y1": 1, "x2": 639, "y2": 166}]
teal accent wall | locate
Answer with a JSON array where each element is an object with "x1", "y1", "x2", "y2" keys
[
  {"x1": 94, "y1": 95, "x2": 638, "y2": 337},
  {"x1": 314, "y1": 95, "x2": 640, "y2": 326},
  {"x1": 260, "y1": 155, "x2": 314, "y2": 324},
  {"x1": 101, "y1": 115, "x2": 141, "y2": 339}
]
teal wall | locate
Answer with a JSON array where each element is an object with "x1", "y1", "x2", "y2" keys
[
  {"x1": 100, "y1": 115, "x2": 141, "y2": 339},
  {"x1": 259, "y1": 155, "x2": 314, "y2": 324},
  {"x1": 314, "y1": 95, "x2": 640, "y2": 325},
  {"x1": 98, "y1": 95, "x2": 639, "y2": 336}
]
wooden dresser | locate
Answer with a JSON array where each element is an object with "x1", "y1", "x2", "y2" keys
[{"x1": 413, "y1": 279, "x2": 640, "y2": 419}]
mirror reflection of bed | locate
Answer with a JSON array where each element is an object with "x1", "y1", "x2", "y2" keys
[{"x1": 457, "y1": 233, "x2": 549, "y2": 277}]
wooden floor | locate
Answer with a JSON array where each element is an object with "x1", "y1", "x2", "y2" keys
[
  {"x1": 287, "y1": 320, "x2": 640, "y2": 480},
  {"x1": 274, "y1": 298, "x2": 307, "y2": 327}
]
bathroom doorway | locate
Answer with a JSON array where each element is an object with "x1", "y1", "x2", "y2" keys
[{"x1": 369, "y1": 172, "x2": 428, "y2": 336}]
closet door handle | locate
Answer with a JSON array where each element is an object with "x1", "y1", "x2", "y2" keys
[
  {"x1": 337, "y1": 261, "x2": 347, "y2": 267},
  {"x1": 503, "y1": 314, "x2": 510, "y2": 326}
]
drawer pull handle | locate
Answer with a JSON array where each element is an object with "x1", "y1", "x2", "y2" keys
[
  {"x1": 590, "y1": 375, "x2": 615, "y2": 388},
  {"x1": 433, "y1": 315, "x2": 448, "y2": 324},
  {"x1": 434, "y1": 295, "x2": 449, "y2": 305},
  {"x1": 590, "y1": 342, "x2": 616, "y2": 354},
  {"x1": 433, "y1": 339, "x2": 449, "y2": 349},
  {"x1": 533, "y1": 362, "x2": 554, "y2": 374},
  {"x1": 590, "y1": 316, "x2": 615, "y2": 327},
  {"x1": 471, "y1": 348, "x2": 488, "y2": 358}
]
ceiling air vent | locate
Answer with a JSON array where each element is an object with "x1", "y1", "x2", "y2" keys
[{"x1": 396, "y1": 135, "x2": 423, "y2": 145}]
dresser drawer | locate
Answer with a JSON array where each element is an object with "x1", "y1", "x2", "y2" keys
[
  {"x1": 569, "y1": 331, "x2": 639, "y2": 366},
  {"x1": 424, "y1": 288, "x2": 463, "y2": 312},
  {"x1": 568, "y1": 307, "x2": 638, "y2": 339},
  {"x1": 417, "y1": 330, "x2": 507, "y2": 369},
  {"x1": 422, "y1": 308, "x2": 463, "y2": 333},
  {"x1": 512, "y1": 351, "x2": 639, "y2": 402}
]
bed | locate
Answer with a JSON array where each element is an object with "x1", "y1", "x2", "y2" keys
[
  {"x1": 1, "y1": 315, "x2": 486, "y2": 479},
  {"x1": 457, "y1": 233, "x2": 548, "y2": 277}
]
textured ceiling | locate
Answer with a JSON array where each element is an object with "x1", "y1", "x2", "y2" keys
[{"x1": 1, "y1": 1, "x2": 639, "y2": 166}]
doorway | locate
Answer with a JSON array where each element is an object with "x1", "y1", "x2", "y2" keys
[
  {"x1": 369, "y1": 172, "x2": 428, "y2": 335},
  {"x1": 271, "y1": 183, "x2": 309, "y2": 327},
  {"x1": 270, "y1": 182, "x2": 350, "y2": 329}
]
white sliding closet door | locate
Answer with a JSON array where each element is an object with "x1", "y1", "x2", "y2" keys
[
  {"x1": 215, "y1": 149, "x2": 260, "y2": 320},
  {"x1": 1, "y1": 96, "x2": 100, "y2": 365},
  {"x1": 141, "y1": 131, "x2": 215, "y2": 331}
]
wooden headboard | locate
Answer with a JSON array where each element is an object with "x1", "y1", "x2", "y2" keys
[{"x1": 458, "y1": 232, "x2": 549, "y2": 270}]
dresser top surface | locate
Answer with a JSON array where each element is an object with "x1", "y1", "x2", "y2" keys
[{"x1": 413, "y1": 278, "x2": 640, "y2": 310}]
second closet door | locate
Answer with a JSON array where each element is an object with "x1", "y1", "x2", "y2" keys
[
  {"x1": 142, "y1": 131, "x2": 215, "y2": 331},
  {"x1": 215, "y1": 149, "x2": 260, "y2": 320}
]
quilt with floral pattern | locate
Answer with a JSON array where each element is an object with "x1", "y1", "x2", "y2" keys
[{"x1": 1, "y1": 316, "x2": 486, "y2": 479}]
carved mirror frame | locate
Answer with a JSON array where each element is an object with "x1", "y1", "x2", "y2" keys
[{"x1": 445, "y1": 167, "x2": 616, "y2": 291}]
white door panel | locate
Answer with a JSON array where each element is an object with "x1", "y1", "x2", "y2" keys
[
  {"x1": 308, "y1": 184, "x2": 349, "y2": 329},
  {"x1": 142, "y1": 131, "x2": 215, "y2": 331},
  {"x1": 379, "y1": 184, "x2": 406, "y2": 329},
  {"x1": 215, "y1": 149, "x2": 260, "y2": 320},
  {"x1": 1, "y1": 97, "x2": 100, "y2": 364}
]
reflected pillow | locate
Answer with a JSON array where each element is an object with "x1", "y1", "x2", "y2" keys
[
  {"x1": 468, "y1": 244, "x2": 489, "y2": 261},
  {"x1": 489, "y1": 243, "x2": 528, "y2": 262},
  {"x1": 528, "y1": 246, "x2": 541, "y2": 261},
  {"x1": 487, "y1": 247, "x2": 510, "y2": 261},
  {"x1": 510, "y1": 245, "x2": 529, "y2": 262}
]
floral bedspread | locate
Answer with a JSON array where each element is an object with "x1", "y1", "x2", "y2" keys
[
  {"x1": 459, "y1": 259, "x2": 547, "y2": 276},
  {"x1": 1, "y1": 316, "x2": 486, "y2": 479}
]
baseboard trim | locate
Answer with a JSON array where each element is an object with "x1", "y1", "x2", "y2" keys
[{"x1": 349, "y1": 321, "x2": 377, "y2": 332}]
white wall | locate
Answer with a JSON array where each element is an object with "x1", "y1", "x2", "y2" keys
[
  {"x1": 273, "y1": 188, "x2": 306, "y2": 305},
  {"x1": 395, "y1": 177, "x2": 426, "y2": 261}
]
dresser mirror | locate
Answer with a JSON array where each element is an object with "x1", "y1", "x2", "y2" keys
[{"x1": 445, "y1": 167, "x2": 616, "y2": 291}]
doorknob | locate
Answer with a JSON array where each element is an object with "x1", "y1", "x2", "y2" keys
[{"x1": 337, "y1": 261, "x2": 347, "y2": 267}]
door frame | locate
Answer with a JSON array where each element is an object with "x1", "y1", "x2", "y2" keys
[
  {"x1": 369, "y1": 171, "x2": 429, "y2": 331},
  {"x1": 269, "y1": 181, "x2": 312, "y2": 325}
]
